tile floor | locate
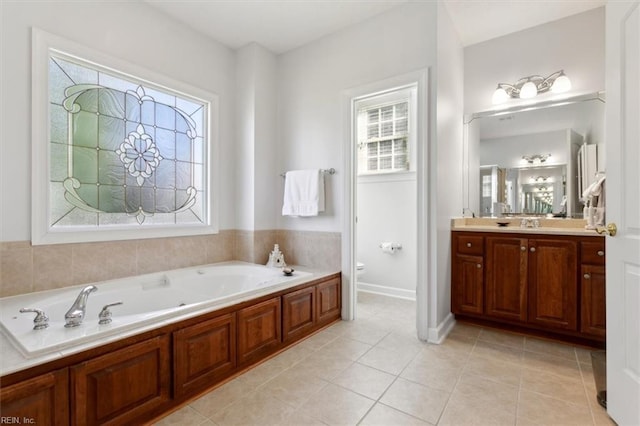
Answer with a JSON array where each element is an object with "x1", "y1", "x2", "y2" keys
[{"x1": 154, "y1": 292, "x2": 615, "y2": 426}]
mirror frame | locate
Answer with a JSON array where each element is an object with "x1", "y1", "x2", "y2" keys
[{"x1": 462, "y1": 91, "x2": 605, "y2": 216}]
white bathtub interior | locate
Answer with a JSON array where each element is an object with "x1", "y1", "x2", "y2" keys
[{"x1": 0, "y1": 262, "x2": 312, "y2": 358}]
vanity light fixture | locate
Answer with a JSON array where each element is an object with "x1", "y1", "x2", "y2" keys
[
  {"x1": 522, "y1": 154, "x2": 551, "y2": 164},
  {"x1": 530, "y1": 175, "x2": 550, "y2": 183},
  {"x1": 492, "y1": 70, "x2": 572, "y2": 104}
]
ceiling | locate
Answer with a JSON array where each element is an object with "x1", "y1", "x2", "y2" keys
[{"x1": 144, "y1": 0, "x2": 607, "y2": 54}]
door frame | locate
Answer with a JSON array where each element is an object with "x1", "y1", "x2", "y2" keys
[{"x1": 341, "y1": 69, "x2": 431, "y2": 339}]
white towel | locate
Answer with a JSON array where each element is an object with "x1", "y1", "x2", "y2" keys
[{"x1": 282, "y1": 169, "x2": 325, "y2": 217}]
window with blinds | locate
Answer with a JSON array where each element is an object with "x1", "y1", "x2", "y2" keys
[{"x1": 358, "y1": 101, "x2": 410, "y2": 174}]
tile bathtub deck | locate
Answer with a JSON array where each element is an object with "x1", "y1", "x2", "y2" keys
[{"x1": 154, "y1": 293, "x2": 614, "y2": 426}]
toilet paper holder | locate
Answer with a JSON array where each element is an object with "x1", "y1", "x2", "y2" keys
[{"x1": 379, "y1": 242, "x2": 402, "y2": 253}]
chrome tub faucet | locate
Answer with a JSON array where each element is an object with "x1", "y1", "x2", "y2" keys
[{"x1": 64, "y1": 285, "x2": 97, "y2": 327}]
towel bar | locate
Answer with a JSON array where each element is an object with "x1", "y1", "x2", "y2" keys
[{"x1": 280, "y1": 168, "x2": 336, "y2": 178}]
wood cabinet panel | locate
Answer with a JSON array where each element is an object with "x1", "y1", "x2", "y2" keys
[
  {"x1": 237, "y1": 297, "x2": 281, "y2": 366},
  {"x1": 485, "y1": 237, "x2": 528, "y2": 322},
  {"x1": 528, "y1": 239, "x2": 578, "y2": 331},
  {"x1": 456, "y1": 235, "x2": 484, "y2": 255},
  {"x1": 282, "y1": 286, "x2": 316, "y2": 343},
  {"x1": 0, "y1": 368, "x2": 68, "y2": 426},
  {"x1": 581, "y1": 241, "x2": 606, "y2": 266},
  {"x1": 173, "y1": 313, "x2": 236, "y2": 398},
  {"x1": 317, "y1": 278, "x2": 341, "y2": 324},
  {"x1": 71, "y1": 335, "x2": 170, "y2": 426},
  {"x1": 452, "y1": 254, "x2": 484, "y2": 315},
  {"x1": 581, "y1": 264, "x2": 606, "y2": 338}
]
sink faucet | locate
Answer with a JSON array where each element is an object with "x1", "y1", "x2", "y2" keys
[{"x1": 64, "y1": 285, "x2": 97, "y2": 327}]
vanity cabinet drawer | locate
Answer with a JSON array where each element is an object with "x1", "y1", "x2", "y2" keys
[
  {"x1": 456, "y1": 234, "x2": 484, "y2": 255},
  {"x1": 581, "y1": 241, "x2": 605, "y2": 265}
]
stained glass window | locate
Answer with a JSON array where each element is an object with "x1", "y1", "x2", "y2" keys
[{"x1": 47, "y1": 52, "x2": 210, "y2": 230}]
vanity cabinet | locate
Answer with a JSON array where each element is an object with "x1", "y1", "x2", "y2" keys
[
  {"x1": 70, "y1": 335, "x2": 171, "y2": 425},
  {"x1": 0, "y1": 368, "x2": 69, "y2": 426},
  {"x1": 317, "y1": 277, "x2": 341, "y2": 325},
  {"x1": 237, "y1": 297, "x2": 282, "y2": 366},
  {"x1": 452, "y1": 231, "x2": 604, "y2": 343},
  {"x1": 173, "y1": 313, "x2": 236, "y2": 397},
  {"x1": 580, "y1": 241, "x2": 606, "y2": 338}
]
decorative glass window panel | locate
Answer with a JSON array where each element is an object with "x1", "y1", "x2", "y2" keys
[
  {"x1": 32, "y1": 29, "x2": 218, "y2": 244},
  {"x1": 357, "y1": 100, "x2": 410, "y2": 174}
]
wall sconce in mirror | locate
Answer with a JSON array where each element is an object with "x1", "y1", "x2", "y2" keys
[
  {"x1": 521, "y1": 154, "x2": 551, "y2": 164},
  {"x1": 492, "y1": 70, "x2": 572, "y2": 104},
  {"x1": 530, "y1": 175, "x2": 551, "y2": 183}
]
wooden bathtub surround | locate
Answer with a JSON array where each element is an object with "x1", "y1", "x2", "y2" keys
[
  {"x1": 0, "y1": 273, "x2": 341, "y2": 426},
  {"x1": 452, "y1": 230, "x2": 606, "y2": 346}
]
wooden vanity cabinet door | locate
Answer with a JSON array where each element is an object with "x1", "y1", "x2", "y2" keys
[
  {"x1": 237, "y1": 297, "x2": 281, "y2": 366},
  {"x1": 485, "y1": 236, "x2": 528, "y2": 322},
  {"x1": 0, "y1": 368, "x2": 69, "y2": 426},
  {"x1": 283, "y1": 286, "x2": 316, "y2": 343},
  {"x1": 317, "y1": 278, "x2": 341, "y2": 325},
  {"x1": 173, "y1": 313, "x2": 236, "y2": 398},
  {"x1": 71, "y1": 335, "x2": 170, "y2": 426},
  {"x1": 452, "y1": 254, "x2": 484, "y2": 315},
  {"x1": 527, "y1": 239, "x2": 578, "y2": 331},
  {"x1": 581, "y1": 264, "x2": 606, "y2": 338}
]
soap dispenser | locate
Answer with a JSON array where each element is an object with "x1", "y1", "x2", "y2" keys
[{"x1": 266, "y1": 244, "x2": 286, "y2": 268}]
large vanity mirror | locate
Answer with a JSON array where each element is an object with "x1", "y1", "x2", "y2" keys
[{"x1": 463, "y1": 93, "x2": 605, "y2": 218}]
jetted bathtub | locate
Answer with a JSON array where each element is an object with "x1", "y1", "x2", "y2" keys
[{"x1": 0, "y1": 261, "x2": 312, "y2": 358}]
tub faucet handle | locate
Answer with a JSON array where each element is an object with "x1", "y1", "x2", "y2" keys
[
  {"x1": 98, "y1": 302, "x2": 123, "y2": 325},
  {"x1": 20, "y1": 308, "x2": 49, "y2": 330}
]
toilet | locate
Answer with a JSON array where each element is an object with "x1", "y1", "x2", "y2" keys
[{"x1": 356, "y1": 262, "x2": 365, "y2": 277}]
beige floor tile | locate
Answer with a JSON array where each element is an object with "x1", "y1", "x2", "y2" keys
[
  {"x1": 400, "y1": 356, "x2": 462, "y2": 392},
  {"x1": 523, "y1": 350, "x2": 582, "y2": 381},
  {"x1": 271, "y1": 342, "x2": 314, "y2": 367},
  {"x1": 439, "y1": 396, "x2": 516, "y2": 426},
  {"x1": 331, "y1": 362, "x2": 396, "y2": 400},
  {"x1": 585, "y1": 387, "x2": 616, "y2": 426},
  {"x1": 240, "y1": 356, "x2": 291, "y2": 388},
  {"x1": 379, "y1": 378, "x2": 449, "y2": 424},
  {"x1": 576, "y1": 347, "x2": 596, "y2": 364},
  {"x1": 521, "y1": 367, "x2": 589, "y2": 406},
  {"x1": 423, "y1": 337, "x2": 474, "y2": 364},
  {"x1": 299, "y1": 383, "x2": 375, "y2": 425},
  {"x1": 359, "y1": 403, "x2": 429, "y2": 425},
  {"x1": 524, "y1": 337, "x2": 578, "y2": 360},
  {"x1": 478, "y1": 328, "x2": 525, "y2": 349},
  {"x1": 358, "y1": 345, "x2": 417, "y2": 375},
  {"x1": 295, "y1": 351, "x2": 354, "y2": 381},
  {"x1": 464, "y1": 354, "x2": 522, "y2": 387},
  {"x1": 153, "y1": 405, "x2": 208, "y2": 426},
  {"x1": 447, "y1": 322, "x2": 482, "y2": 341},
  {"x1": 471, "y1": 339, "x2": 524, "y2": 364},
  {"x1": 209, "y1": 390, "x2": 295, "y2": 425},
  {"x1": 189, "y1": 377, "x2": 254, "y2": 418},
  {"x1": 319, "y1": 336, "x2": 373, "y2": 361},
  {"x1": 281, "y1": 409, "x2": 329, "y2": 425},
  {"x1": 517, "y1": 390, "x2": 595, "y2": 426},
  {"x1": 413, "y1": 347, "x2": 468, "y2": 371},
  {"x1": 376, "y1": 331, "x2": 425, "y2": 352},
  {"x1": 259, "y1": 367, "x2": 330, "y2": 408},
  {"x1": 298, "y1": 328, "x2": 341, "y2": 350},
  {"x1": 453, "y1": 372, "x2": 520, "y2": 407},
  {"x1": 340, "y1": 323, "x2": 390, "y2": 346}
]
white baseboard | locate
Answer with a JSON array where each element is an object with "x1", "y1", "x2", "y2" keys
[
  {"x1": 357, "y1": 281, "x2": 416, "y2": 301},
  {"x1": 427, "y1": 312, "x2": 455, "y2": 344}
]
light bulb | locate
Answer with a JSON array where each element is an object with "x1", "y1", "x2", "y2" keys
[
  {"x1": 519, "y1": 81, "x2": 538, "y2": 99},
  {"x1": 551, "y1": 73, "x2": 572, "y2": 93},
  {"x1": 492, "y1": 86, "x2": 509, "y2": 104}
]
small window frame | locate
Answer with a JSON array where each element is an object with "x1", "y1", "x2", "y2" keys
[{"x1": 31, "y1": 28, "x2": 219, "y2": 245}]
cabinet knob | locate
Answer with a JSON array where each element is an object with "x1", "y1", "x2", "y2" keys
[
  {"x1": 521, "y1": 246, "x2": 526, "y2": 251},
  {"x1": 477, "y1": 264, "x2": 482, "y2": 269},
  {"x1": 597, "y1": 250, "x2": 604, "y2": 257},
  {"x1": 530, "y1": 247, "x2": 536, "y2": 253},
  {"x1": 466, "y1": 242, "x2": 472, "y2": 248},
  {"x1": 584, "y1": 273, "x2": 591, "y2": 280}
]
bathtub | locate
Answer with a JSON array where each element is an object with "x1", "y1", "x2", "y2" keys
[{"x1": 0, "y1": 262, "x2": 313, "y2": 358}]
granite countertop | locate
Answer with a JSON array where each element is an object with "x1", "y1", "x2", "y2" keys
[{"x1": 451, "y1": 217, "x2": 604, "y2": 237}]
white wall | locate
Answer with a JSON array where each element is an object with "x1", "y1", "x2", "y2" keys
[
  {"x1": 480, "y1": 130, "x2": 570, "y2": 168},
  {"x1": 276, "y1": 2, "x2": 437, "y2": 232},
  {"x1": 0, "y1": 1, "x2": 237, "y2": 242},
  {"x1": 432, "y1": 3, "x2": 465, "y2": 331},
  {"x1": 464, "y1": 7, "x2": 605, "y2": 114},
  {"x1": 235, "y1": 43, "x2": 278, "y2": 231},
  {"x1": 357, "y1": 175, "x2": 416, "y2": 295}
]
